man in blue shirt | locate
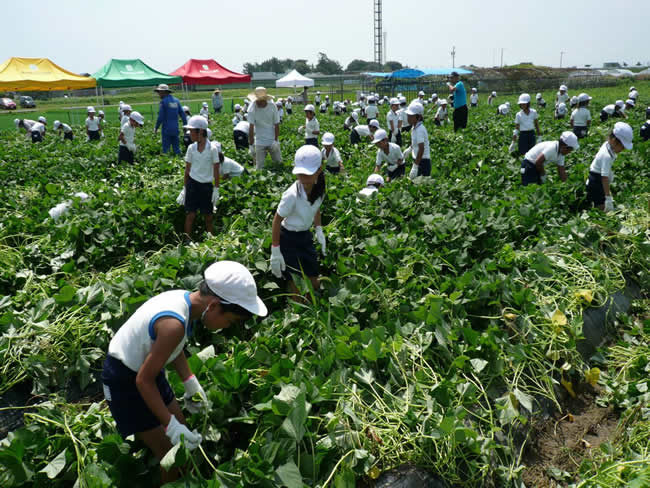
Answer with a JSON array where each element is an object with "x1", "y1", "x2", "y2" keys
[
  {"x1": 154, "y1": 84, "x2": 187, "y2": 155},
  {"x1": 447, "y1": 71, "x2": 468, "y2": 132}
]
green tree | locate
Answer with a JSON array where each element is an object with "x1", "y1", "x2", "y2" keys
[
  {"x1": 384, "y1": 60, "x2": 404, "y2": 71},
  {"x1": 315, "y1": 53, "x2": 343, "y2": 75},
  {"x1": 293, "y1": 59, "x2": 312, "y2": 74}
]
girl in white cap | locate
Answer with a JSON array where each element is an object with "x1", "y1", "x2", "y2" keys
[
  {"x1": 556, "y1": 85, "x2": 569, "y2": 106},
  {"x1": 314, "y1": 90, "x2": 321, "y2": 106},
  {"x1": 358, "y1": 174, "x2": 385, "y2": 200},
  {"x1": 98, "y1": 110, "x2": 106, "y2": 128},
  {"x1": 488, "y1": 91, "x2": 497, "y2": 106},
  {"x1": 180, "y1": 116, "x2": 221, "y2": 239},
  {"x1": 624, "y1": 99, "x2": 636, "y2": 112},
  {"x1": 276, "y1": 100, "x2": 284, "y2": 123},
  {"x1": 470, "y1": 88, "x2": 479, "y2": 107},
  {"x1": 199, "y1": 102, "x2": 210, "y2": 122},
  {"x1": 299, "y1": 105, "x2": 320, "y2": 147},
  {"x1": 555, "y1": 102, "x2": 568, "y2": 119},
  {"x1": 344, "y1": 111, "x2": 359, "y2": 131},
  {"x1": 520, "y1": 131, "x2": 579, "y2": 186},
  {"x1": 101, "y1": 261, "x2": 267, "y2": 485},
  {"x1": 120, "y1": 105, "x2": 132, "y2": 126},
  {"x1": 536, "y1": 93, "x2": 546, "y2": 108},
  {"x1": 570, "y1": 93, "x2": 592, "y2": 139},
  {"x1": 270, "y1": 145, "x2": 327, "y2": 300},
  {"x1": 386, "y1": 98, "x2": 402, "y2": 145},
  {"x1": 600, "y1": 100, "x2": 627, "y2": 122},
  {"x1": 231, "y1": 104, "x2": 243, "y2": 126},
  {"x1": 512, "y1": 94, "x2": 541, "y2": 156},
  {"x1": 497, "y1": 101, "x2": 510, "y2": 116},
  {"x1": 85, "y1": 107, "x2": 102, "y2": 141},
  {"x1": 434, "y1": 100, "x2": 449, "y2": 126},
  {"x1": 406, "y1": 102, "x2": 431, "y2": 177},
  {"x1": 321, "y1": 132, "x2": 345, "y2": 174},
  {"x1": 350, "y1": 119, "x2": 380, "y2": 145},
  {"x1": 53, "y1": 120, "x2": 74, "y2": 141},
  {"x1": 372, "y1": 129, "x2": 405, "y2": 181},
  {"x1": 286, "y1": 96, "x2": 293, "y2": 115},
  {"x1": 586, "y1": 122, "x2": 633, "y2": 211},
  {"x1": 365, "y1": 96, "x2": 379, "y2": 123},
  {"x1": 628, "y1": 86, "x2": 639, "y2": 101},
  {"x1": 119, "y1": 112, "x2": 145, "y2": 164},
  {"x1": 569, "y1": 96, "x2": 579, "y2": 110}
]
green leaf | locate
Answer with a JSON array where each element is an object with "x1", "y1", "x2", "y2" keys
[
  {"x1": 470, "y1": 358, "x2": 488, "y2": 373},
  {"x1": 272, "y1": 384, "x2": 301, "y2": 416},
  {"x1": 275, "y1": 460, "x2": 303, "y2": 488},
  {"x1": 54, "y1": 285, "x2": 76, "y2": 304},
  {"x1": 334, "y1": 465, "x2": 356, "y2": 488},
  {"x1": 81, "y1": 463, "x2": 112, "y2": 488},
  {"x1": 39, "y1": 448, "x2": 67, "y2": 479},
  {"x1": 513, "y1": 388, "x2": 534, "y2": 413},
  {"x1": 281, "y1": 392, "x2": 308, "y2": 442},
  {"x1": 160, "y1": 444, "x2": 182, "y2": 471}
]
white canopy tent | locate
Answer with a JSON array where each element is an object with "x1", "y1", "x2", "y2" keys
[{"x1": 275, "y1": 69, "x2": 314, "y2": 88}]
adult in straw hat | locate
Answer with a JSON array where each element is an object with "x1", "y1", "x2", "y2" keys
[
  {"x1": 247, "y1": 87, "x2": 282, "y2": 170},
  {"x1": 153, "y1": 84, "x2": 187, "y2": 155},
  {"x1": 212, "y1": 88, "x2": 223, "y2": 114}
]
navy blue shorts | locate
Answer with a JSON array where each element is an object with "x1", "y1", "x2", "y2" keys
[
  {"x1": 417, "y1": 158, "x2": 431, "y2": 177},
  {"x1": 118, "y1": 145, "x2": 134, "y2": 164},
  {"x1": 520, "y1": 159, "x2": 540, "y2": 186},
  {"x1": 388, "y1": 130, "x2": 402, "y2": 146},
  {"x1": 280, "y1": 227, "x2": 319, "y2": 280},
  {"x1": 305, "y1": 138, "x2": 318, "y2": 147},
  {"x1": 349, "y1": 129, "x2": 361, "y2": 145},
  {"x1": 326, "y1": 165, "x2": 341, "y2": 174},
  {"x1": 183, "y1": 133, "x2": 192, "y2": 149},
  {"x1": 184, "y1": 177, "x2": 213, "y2": 214},
  {"x1": 286, "y1": 109, "x2": 292, "y2": 115},
  {"x1": 586, "y1": 171, "x2": 605, "y2": 206},
  {"x1": 64, "y1": 132, "x2": 74, "y2": 141},
  {"x1": 401, "y1": 125, "x2": 411, "y2": 133},
  {"x1": 88, "y1": 130, "x2": 100, "y2": 141},
  {"x1": 573, "y1": 126, "x2": 588, "y2": 139},
  {"x1": 387, "y1": 165, "x2": 406, "y2": 180},
  {"x1": 31, "y1": 131, "x2": 42, "y2": 143},
  {"x1": 518, "y1": 130, "x2": 536, "y2": 156},
  {"x1": 233, "y1": 130, "x2": 248, "y2": 150},
  {"x1": 101, "y1": 355, "x2": 175, "y2": 437}
]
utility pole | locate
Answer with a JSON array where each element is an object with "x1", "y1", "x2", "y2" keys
[
  {"x1": 451, "y1": 46, "x2": 456, "y2": 68},
  {"x1": 560, "y1": 51, "x2": 565, "y2": 68},
  {"x1": 373, "y1": 0, "x2": 382, "y2": 66},
  {"x1": 383, "y1": 31, "x2": 387, "y2": 65},
  {"x1": 500, "y1": 48, "x2": 504, "y2": 68}
]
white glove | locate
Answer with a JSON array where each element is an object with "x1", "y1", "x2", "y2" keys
[
  {"x1": 127, "y1": 143, "x2": 136, "y2": 153},
  {"x1": 604, "y1": 196, "x2": 614, "y2": 212},
  {"x1": 165, "y1": 415, "x2": 202, "y2": 450},
  {"x1": 271, "y1": 140, "x2": 280, "y2": 151},
  {"x1": 249, "y1": 145, "x2": 255, "y2": 157},
  {"x1": 540, "y1": 175, "x2": 547, "y2": 183},
  {"x1": 409, "y1": 165, "x2": 419, "y2": 179},
  {"x1": 183, "y1": 375, "x2": 208, "y2": 415},
  {"x1": 536, "y1": 135, "x2": 543, "y2": 143},
  {"x1": 176, "y1": 188, "x2": 185, "y2": 205},
  {"x1": 508, "y1": 141, "x2": 517, "y2": 153},
  {"x1": 270, "y1": 246, "x2": 286, "y2": 278},
  {"x1": 211, "y1": 187, "x2": 220, "y2": 205},
  {"x1": 390, "y1": 132, "x2": 397, "y2": 143},
  {"x1": 297, "y1": 126, "x2": 305, "y2": 134},
  {"x1": 403, "y1": 146, "x2": 412, "y2": 160},
  {"x1": 315, "y1": 226, "x2": 327, "y2": 256}
]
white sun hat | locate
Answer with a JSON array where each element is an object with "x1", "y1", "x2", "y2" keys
[
  {"x1": 87, "y1": 106, "x2": 96, "y2": 113},
  {"x1": 491, "y1": 91, "x2": 497, "y2": 96},
  {"x1": 130, "y1": 111, "x2": 144, "y2": 126},
  {"x1": 418, "y1": 90, "x2": 425, "y2": 96},
  {"x1": 578, "y1": 93, "x2": 592, "y2": 103},
  {"x1": 304, "y1": 104, "x2": 315, "y2": 112},
  {"x1": 536, "y1": 93, "x2": 542, "y2": 99},
  {"x1": 292, "y1": 145, "x2": 322, "y2": 175},
  {"x1": 560, "y1": 131, "x2": 579, "y2": 149},
  {"x1": 321, "y1": 132, "x2": 335, "y2": 145},
  {"x1": 613, "y1": 121, "x2": 633, "y2": 150},
  {"x1": 372, "y1": 128, "x2": 388, "y2": 144},
  {"x1": 405, "y1": 102, "x2": 424, "y2": 115},
  {"x1": 183, "y1": 115, "x2": 208, "y2": 130},
  {"x1": 204, "y1": 261, "x2": 267, "y2": 317},
  {"x1": 518, "y1": 93, "x2": 531, "y2": 104},
  {"x1": 368, "y1": 119, "x2": 380, "y2": 128},
  {"x1": 366, "y1": 173, "x2": 385, "y2": 186},
  {"x1": 625, "y1": 98, "x2": 635, "y2": 107},
  {"x1": 53, "y1": 120, "x2": 61, "y2": 130},
  {"x1": 122, "y1": 104, "x2": 132, "y2": 111},
  {"x1": 38, "y1": 116, "x2": 47, "y2": 124},
  {"x1": 182, "y1": 105, "x2": 190, "y2": 112},
  {"x1": 559, "y1": 84, "x2": 568, "y2": 91}
]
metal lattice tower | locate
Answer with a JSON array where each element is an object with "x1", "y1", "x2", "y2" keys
[{"x1": 374, "y1": 0, "x2": 382, "y2": 66}]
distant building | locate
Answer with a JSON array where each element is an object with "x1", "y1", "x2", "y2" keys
[
  {"x1": 603, "y1": 62, "x2": 621, "y2": 69},
  {"x1": 252, "y1": 72, "x2": 278, "y2": 81}
]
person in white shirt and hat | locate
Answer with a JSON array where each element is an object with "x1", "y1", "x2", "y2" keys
[
  {"x1": 600, "y1": 100, "x2": 627, "y2": 122},
  {"x1": 469, "y1": 88, "x2": 479, "y2": 107},
  {"x1": 555, "y1": 102, "x2": 568, "y2": 119},
  {"x1": 118, "y1": 111, "x2": 145, "y2": 164},
  {"x1": 344, "y1": 111, "x2": 359, "y2": 131},
  {"x1": 199, "y1": 102, "x2": 210, "y2": 122},
  {"x1": 520, "y1": 131, "x2": 579, "y2": 186},
  {"x1": 569, "y1": 96, "x2": 579, "y2": 110},
  {"x1": 276, "y1": 100, "x2": 284, "y2": 123},
  {"x1": 299, "y1": 105, "x2": 320, "y2": 147},
  {"x1": 497, "y1": 101, "x2": 511, "y2": 116},
  {"x1": 101, "y1": 260, "x2": 267, "y2": 485},
  {"x1": 231, "y1": 104, "x2": 244, "y2": 126},
  {"x1": 233, "y1": 119, "x2": 250, "y2": 151},
  {"x1": 365, "y1": 96, "x2": 379, "y2": 123},
  {"x1": 333, "y1": 101, "x2": 342, "y2": 116},
  {"x1": 406, "y1": 102, "x2": 431, "y2": 177},
  {"x1": 286, "y1": 96, "x2": 293, "y2": 115},
  {"x1": 512, "y1": 94, "x2": 542, "y2": 156},
  {"x1": 350, "y1": 119, "x2": 380, "y2": 145},
  {"x1": 321, "y1": 132, "x2": 345, "y2": 174},
  {"x1": 183, "y1": 105, "x2": 191, "y2": 118},
  {"x1": 556, "y1": 84, "x2": 569, "y2": 106},
  {"x1": 358, "y1": 173, "x2": 385, "y2": 200},
  {"x1": 247, "y1": 87, "x2": 282, "y2": 170},
  {"x1": 624, "y1": 99, "x2": 636, "y2": 112},
  {"x1": 488, "y1": 91, "x2": 497, "y2": 106},
  {"x1": 36, "y1": 116, "x2": 47, "y2": 135},
  {"x1": 628, "y1": 86, "x2": 639, "y2": 101},
  {"x1": 386, "y1": 97, "x2": 403, "y2": 145},
  {"x1": 53, "y1": 120, "x2": 74, "y2": 141},
  {"x1": 571, "y1": 93, "x2": 592, "y2": 139},
  {"x1": 29, "y1": 120, "x2": 46, "y2": 143},
  {"x1": 586, "y1": 122, "x2": 633, "y2": 212},
  {"x1": 270, "y1": 145, "x2": 327, "y2": 301},
  {"x1": 314, "y1": 90, "x2": 321, "y2": 106},
  {"x1": 14, "y1": 118, "x2": 35, "y2": 137},
  {"x1": 434, "y1": 100, "x2": 449, "y2": 126},
  {"x1": 372, "y1": 129, "x2": 405, "y2": 181},
  {"x1": 85, "y1": 106, "x2": 102, "y2": 141},
  {"x1": 179, "y1": 116, "x2": 221, "y2": 239},
  {"x1": 120, "y1": 105, "x2": 132, "y2": 127},
  {"x1": 536, "y1": 93, "x2": 547, "y2": 108}
]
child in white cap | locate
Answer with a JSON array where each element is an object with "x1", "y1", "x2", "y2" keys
[
  {"x1": 520, "y1": 131, "x2": 579, "y2": 186},
  {"x1": 286, "y1": 96, "x2": 293, "y2": 115},
  {"x1": 365, "y1": 96, "x2": 379, "y2": 123},
  {"x1": 536, "y1": 93, "x2": 546, "y2": 108},
  {"x1": 406, "y1": 102, "x2": 430, "y2": 177},
  {"x1": 270, "y1": 145, "x2": 327, "y2": 300},
  {"x1": 571, "y1": 93, "x2": 592, "y2": 139},
  {"x1": 434, "y1": 100, "x2": 449, "y2": 126},
  {"x1": 29, "y1": 120, "x2": 46, "y2": 143},
  {"x1": 358, "y1": 174, "x2": 385, "y2": 200},
  {"x1": 14, "y1": 118, "x2": 35, "y2": 136},
  {"x1": 333, "y1": 101, "x2": 342, "y2": 116},
  {"x1": 386, "y1": 98, "x2": 403, "y2": 145},
  {"x1": 233, "y1": 119, "x2": 250, "y2": 151},
  {"x1": 101, "y1": 260, "x2": 266, "y2": 485},
  {"x1": 231, "y1": 104, "x2": 243, "y2": 126},
  {"x1": 180, "y1": 115, "x2": 221, "y2": 238},
  {"x1": 497, "y1": 101, "x2": 510, "y2": 116},
  {"x1": 512, "y1": 94, "x2": 541, "y2": 156},
  {"x1": 53, "y1": 120, "x2": 74, "y2": 141},
  {"x1": 470, "y1": 88, "x2": 479, "y2": 107},
  {"x1": 586, "y1": 122, "x2": 633, "y2": 211},
  {"x1": 350, "y1": 119, "x2": 380, "y2": 145},
  {"x1": 569, "y1": 96, "x2": 579, "y2": 110},
  {"x1": 86, "y1": 107, "x2": 102, "y2": 141},
  {"x1": 641, "y1": 107, "x2": 650, "y2": 141},
  {"x1": 314, "y1": 90, "x2": 321, "y2": 106},
  {"x1": 600, "y1": 100, "x2": 626, "y2": 122},
  {"x1": 118, "y1": 111, "x2": 145, "y2": 164},
  {"x1": 299, "y1": 104, "x2": 320, "y2": 147},
  {"x1": 624, "y1": 99, "x2": 635, "y2": 112},
  {"x1": 556, "y1": 85, "x2": 569, "y2": 106},
  {"x1": 321, "y1": 132, "x2": 345, "y2": 174},
  {"x1": 555, "y1": 102, "x2": 567, "y2": 119},
  {"x1": 276, "y1": 100, "x2": 284, "y2": 123},
  {"x1": 372, "y1": 129, "x2": 405, "y2": 181},
  {"x1": 488, "y1": 91, "x2": 497, "y2": 106},
  {"x1": 199, "y1": 102, "x2": 210, "y2": 121},
  {"x1": 319, "y1": 101, "x2": 327, "y2": 114},
  {"x1": 344, "y1": 111, "x2": 358, "y2": 131},
  {"x1": 399, "y1": 96, "x2": 411, "y2": 133},
  {"x1": 120, "y1": 105, "x2": 132, "y2": 126}
]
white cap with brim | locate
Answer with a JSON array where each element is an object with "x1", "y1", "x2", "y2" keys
[
  {"x1": 405, "y1": 102, "x2": 424, "y2": 115},
  {"x1": 87, "y1": 106, "x2": 96, "y2": 113},
  {"x1": 38, "y1": 116, "x2": 47, "y2": 123},
  {"x1": 182, "y1": 105, "x2": 190, "y2": 112},
  {"x1": 53, "y1": 120, "x2": 61, "y2": 129},
  {"x1": 322, "y1": 132, "x2": 335, "y2": 145},
  {"x1": 292, "y1": 145, "x2": 322, "y2": 175},
  {"x1": 615, "y1": 100, "x2": 624, "y2": 108},
  {"x1": 560, "y1": 131, "x2": 579, "y2": 150},
  {"x1": 234, "y1": 104, "x2": 241, "y2": 110},
  {"x1": 372, "y1": 129, "x2": 388, "y2": 143},
  {"x1": 122, "y1": 105, "x2": 132, "y2": 111},
  {"x1": 204, "y1": 261, "x2": 267, "y2": 317},
  {"x1": 441, "y1": 99, "x2": 448, "y2": 105},
  {"x1": 183, "y1": 115, "x2": 208, "y2": 130},
  {"x1": 578, "y1": 93, "x2": 592, "y2": 103},
  {"x1": 351, "y1": 112, "x2": 359, "y2": 120},
  {"x1": 366, "y1": 174, "x2": 385, "y2": 186},
  {"x1": 418, "y1": 91, "x2": 425, "y2": 96},
  {"x1": 626, "y1": 99, "x2": 635, "y2": 106},
  {"x1": 613, "y1": 122, "x2": 633, "y2": 150},
  {"x1": 369, "y1": 119, "x2": 380, "y2": 129},
  {"x1": 130, "y1": 111, "x2": 144, "y2": 126},
  {"x1": 304, "y1": 104, "x2": 315, "y2": 112},
  {"x1": 491, "y1": 91, "x2": 497, "y2": 96},
  {"x1": 98, "y1": 110, "x2": 104, "y2": 115},
  {"x1": 560, "y1": 85, "x2": 568, "y2": 91},
  {"x1": 518, "y1": 93, "x2": 531, "y2": 104},
  {"x1": 154, "y1": 84, "x2": 172, "y2": 92}
]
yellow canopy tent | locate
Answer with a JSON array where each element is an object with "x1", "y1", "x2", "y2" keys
[{"x1": 0, "y1": 57, "x2": 96, "y2": 91}]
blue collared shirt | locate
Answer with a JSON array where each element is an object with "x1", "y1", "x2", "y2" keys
[{"x1": 155, "y1": 94, "x2": 187, "y2": 135}]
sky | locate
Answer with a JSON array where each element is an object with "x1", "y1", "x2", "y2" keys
[{"x1": 2, "y1": 0, "x2": 648, "y2": 74}]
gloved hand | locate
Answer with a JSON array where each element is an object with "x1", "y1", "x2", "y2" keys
[
  {"x1": 540, "y1": 175, "x2": 547, "y2": 183},
  {"x1": 390, "y1": 132, "x2": 397, "y2": 143},
  {"x1": 127, "y1": 143, "x2": 136, "y2": 153},
  {"x1": 536, "y1": 135, "x2": 543, "y2": 143},
  {"x1": 403, "y1": 146, "x2": 412, "y2": 160},
  {"x1": 270, "y1": 246, "x2": 286, "y2": 278},
  {"x1": 409, "y1": 164, "x2": 419, "y2": 179},
  {"x1": 604, "y1": 195, "x2": 614, "y2": 212},
  {"x1": 271, "y1": 140, "x2": 280, "y2": 151},
  {"x1": 508, "y1": 141, "x2": 517, "y2": 153},
  {"x1": 297, "y1": 126, "x2": 305, "y2": 134},
  {"x1": 249, "y1": 145, "x2": 255, "y2": 157},
  {"x1": 165, "y1": 415, "x2": 202, "y2": 450},
  {"x1": 315, "y1": 226, "x2": 327, "y2": 256},
  {"x1": 211, "y1": 187, "x2": 220, "y2": 205},
  {"x1": 183, "y1": 375, "x2": 208, "y2": 415},
  {"x1": 176, "y1": 188, "x2": 185, "y2": 205}
]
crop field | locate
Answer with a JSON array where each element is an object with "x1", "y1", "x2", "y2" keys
[{"x1": 0, "y1": 81, "x2": 648, "y2": 487}]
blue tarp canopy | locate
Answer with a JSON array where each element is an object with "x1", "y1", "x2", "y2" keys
[
  {"x1": 363, "y1": 67, "x2": 473, "y2": 79},
  {"x1": 363, "y1": 71, "x2": 391, "y2": 78}
]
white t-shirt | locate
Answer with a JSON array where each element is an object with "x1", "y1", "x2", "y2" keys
[
  {"x1": 400, "y1": 108, "x2": 410, "y2": 128},
  {"x1": 247, "y1": 102, "x2": 280, "y2": 146},
  {"x1": 305, "y1": 117, "x2": 320, "y2": 139},
  {"x1": 376, "y1": 143, "x2": 404, "y2": 171},
  {"x1": 121, "y1": 115, "x2": 130, "y2": 127},
  {"x1": 86, "y1": 117, "x2": 101, "y2": 131},
  {"x1": 234, "y1": 120, "x2": 250, "y2": 133},
  {"x1": 589, "y1": 141, "x2": 616, "y2": 178},
  {"x1": 515, "y1": 109, "x2": 538, "y2": 131},
  {"x1": 60, "y1": 123, "x2": 72, "y2": 134},
  {"x1": 314, "y1": 95, "x2": 321, "y2": 104},
  {"x1": 286, "y1": 101, "x2": 292, "y2": 110},
  {"x1": 31, "y1": 122, "x2": 45, "y2": 134},
  {"x1": 354, "y1": 125, "x2": 371, "y2": 137},
  {"x1": 277, "y1": 181, "x2": 323, "y2": 232},
  {"x1": 220, "y1": 157, "x2": 245, "y2": 177},
  {"x1": 210, "y1": 140, "x2": 224, "y2": 160},
  {"x1": 365, "y1": 104, "x2": 379, "y2": 119},
  {"x1": 358, "y1": 187, "x2": 378, "y2": 199},
  {"x1": 411, "y1": 121, "x2": 430, "y2": 160},
  {"x1": 22, "y1": 119, "x2": 35, "y2": 132},
  {"x1": 524, "y1": 141, "x2": 565, "y2": 167},
  {"x1": 470, "y1": 94, "x2": 479, "y2": 104},
  {"x1": 344, "y1": 116, "x2": 357, "y2": 129},
  {"x1": 319, "y1": 103, "x2": 327, "y2": 112},
  {"x1": 386, "y1": 110, "x2": 401, "y2": 132},
  {"x1": 321, "y1": 147, "x2": 342, "y2": 168},
  {"x1": 435, "y1": 106, "x2": 448, "y2": 120},
  {"x1": 185, "y1": 141, "x2": 219, "y2": 183},
  {"x1": 602, "y1": 105, "x2": 616, "y2": 115},
  {"x1": 199, "y1": 107, "x2": 210, "y2": 119},
  {"x1": 119, "y1": 122, "x2": 135, "y2": 147},
  {"x1": 556, "y1": 104, "x2": 568, "y2": 116},
  {"x1": 571, "y1": 107, "x2": 592, "y2": 127},
  {"x1": 498, "y1": 104, "x2": 510, "y2": 115},
  {"x1": 556, "y1": 92, "x2": 570, "y2": 105},
  {"x1": 108, "y1": 290, "x2": 192, "y2": 372},
  {"x1": 629, "y1": 89, "x2": 638, "y2": 100}
]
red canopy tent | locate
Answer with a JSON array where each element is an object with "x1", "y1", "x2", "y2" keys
[{"x1": 170, "y1": 59, "x2": 251, "y2": 85}]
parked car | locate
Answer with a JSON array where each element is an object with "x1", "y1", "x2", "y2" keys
[
  {"x1": 0, "y1": 98, "x2": 16, "y2": 110},
  {"x1": 19, "y1": 96, "x2": 35, "y2": 108}
]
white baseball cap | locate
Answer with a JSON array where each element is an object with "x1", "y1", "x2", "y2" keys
[
  {"x1": 518, "y1": 93, "x2": 531, "y2": 104},
  {"x1": 53, "y1": 120, "x2": 61, "y2": 129},
  {"x1": 322, "y1": 132, "x2": 335, "y2": 145},
  {"x1": 505, "y1": 101, "x2": 511, "y2": 107},
  {"x1": 399, "y1": 96, "x2": 407, "y2": 103},
  {"x1": 418, "y1": 90, "x2": 425, "y2": 96},
  {"x1": 630, "y1": 86, "x2": 636, "y2": 91},
  {"x1": 98, "y1": 110, "x2": 104, "y2": 116},
  {"x1": 491, "y1": 91, "x2": 497, "y2": 96},
  {"x1": 182, "y1": 105, "x2": 190, "y2": 112},
  {"x1": 202, "y1": 102, "x2": 208, "y2": 107},
  {"x1": 560, "y1": 131, "x2": 579, "y2": 149},
  {"x1": 625, "y1": 98, "x2": 635, "y2": 107},
  {"x1": 276, "y1": 100, "x2": 283, "y2": 107},
  {"x1": 559, "y1": 84, "x2": 568, "y2": 91},
  {"x1": 405, "y1": 102, "x2": 424, "y2": 115},
  {"x1": 578, "y1": 93, "x2": 592, "y2": 103},
  {"x1": 613, "y1": 121, "x2": 633, "y2": 150},
  {"x1": 390, "y1": 97, "x2": 399, "y2": 105},
  {"x1": 557, "y1": 102, "x2": 566, "y2": 110},
  {"x1": 130, "y1": 111, "x2": 144, "y2": 126},
  {"x1": 351, "y1": 112, "x2": 359, "y2": 120},
  {"x1": 183, "y1": 115, "x2": 208, "y2": 130},
  {"x1": 441, "y1": 99, "x2": 448, "y2": 105},
  {"x1": 207, "y1": 128, "x2": 212, "y2": 139},
  {"x1": 234, "y1": 104, "x2": 241, "y2": 110},
  {"x1": 292, "y1": 145, "x2": 322, "y2": 175},
  {"x1": 204, "y1": 261, "x2": 267, "y2": 317},
  {"x1": 122, "y1": 104, "x2": 132, "y2": 111},
  {"x1": 369, "y1": 119, "x2": 380, "y2": 128},
  {"x1": 536, "y1": 93, "x2": 542, "y2": 99},
  {"x1": 570, "y1": 96, "x2": 578, "y2": 105},
  {"x1": 372, "y1": 128, "x2": 388, "y2": 143},
  {"x1": 325, "y1": 95, "x2": 329, "y2": 98},
  {"x1": 615, "y1": 100, "x2": 625, "y2": 108},
  {"x1": 431, "y1": 93, "x2": 438, "y2": 98},
  {"x1": 14, "y1": 118, "x2": 20, "y2": 127},
  {"x1": 317, "y1": 90, "x2": 321, "y2": 94},
  {"x1": 471, "y1": 87, "x2": 477, "y2": 92},
  {"x1": 38, "y1": 116, "x2": 47, "y2": 124},
  {"x1": 304, "y1": 104, "x2": 315, "y2": 112},
  {"x1": 87, "y1": 106, "x2": 95, "y2": 113},
  {"x1": 366, "y1": 174, "x2": 385, "y2": 186}
]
